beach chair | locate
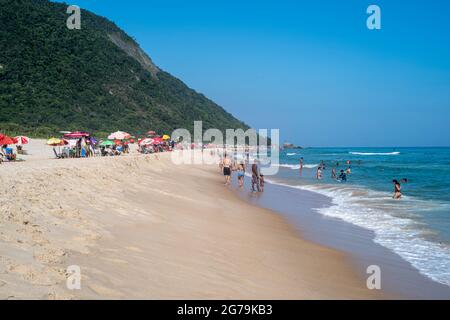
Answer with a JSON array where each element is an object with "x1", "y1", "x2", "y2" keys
[
  {"x1": 5, "y1": 148, "x2": 16, "y2": 161},
  {"x1": 53, "y1": 148, "x2": 63, "y2": 159}
]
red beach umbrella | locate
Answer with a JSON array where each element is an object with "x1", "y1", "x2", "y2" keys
[
  {"x1": 14, "y1": 136, "x2": 30, "y2": 145},
  {"x1": 0, "y1": 135, "x2": 17, "y2": 145},
  {"x1": 152, "y1": 137, "x2": 163, "y2": 145}
]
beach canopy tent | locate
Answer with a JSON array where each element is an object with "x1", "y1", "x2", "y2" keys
[
  {"x1": 14, "y1": 136, "x2": 29, "y2": 145},
  {"x1": 108, "y1": 131, "x2": 131, "y2": 140},
  {"x1": 99, "y1": 140, "x2": 114, "y2": 147},
  {"x1": 162, "y1": 135, "x2": 170, "y2": 140},
  {"x1": 0, "y1": 135, "x2": 17, "y2": 145},
  {"x1": 64, "y1": 131, "x2": 90, "y2": 139}
]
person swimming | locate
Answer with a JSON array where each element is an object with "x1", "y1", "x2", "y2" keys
[
  {"x1": 393, "y1": 179, "x2": 402, "y2": 199},
  {"x1": 338, "y1": 170, "x2": 347, "y2": 182}
]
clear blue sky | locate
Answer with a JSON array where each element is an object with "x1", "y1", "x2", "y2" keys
[{"x1": 57, "y1": 0, "x2": 449, "y2": 147}]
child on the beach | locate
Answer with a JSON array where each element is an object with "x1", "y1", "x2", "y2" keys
[
  {"x1": 237, "y1": 163, "x2": 245, "y2": 188},
  {"x1": 259, "y1": 174, "x2": 265, "y2": 192}
]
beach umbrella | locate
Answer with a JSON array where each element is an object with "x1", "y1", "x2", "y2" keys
[
  {"x1": 0, "y1": 135, "x2": 17, "y2": 145},
  {"x1": 64, "y1": 131, "x2": 90, "y2": 139},
  {"x1": 14, "y1": 136, "x2": 30, "y2": 145},
  {"x1": 152, "y1": 137, "x2": 163, "y2": 145},
  {"x1": 100, "y1": 140, "x2": 114, "y2": 146},
  {"x1": 162, "y1": 135, "x2": 170, "y2": 140},
  {"x1": 139, "y1": 138, "x2": 154, "y2": 145},
  {"x1": 147, "y1": 130, "x2": 156, "y2": 136},
  {"x1": 47, "y1": 138, "x2": 68, "y2": 146},
  {"x1": 108, "y1": 131, "x2": 131, "y2": 140}
]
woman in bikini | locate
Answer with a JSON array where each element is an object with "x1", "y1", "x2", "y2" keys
[{"x1": 393, "y1": 179, "x2": 402, "y2": 199}]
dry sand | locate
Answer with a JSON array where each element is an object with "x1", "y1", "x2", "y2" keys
[{"x1": 0, "y1": 140, "x2": 381, "y2": 299}]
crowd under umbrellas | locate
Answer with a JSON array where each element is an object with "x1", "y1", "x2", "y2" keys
[
  {"x1": 47, "y1": 129, "x2": 176, "y2": 159},
  {"x1": 0, "y1": 133, "x2": 30, "y2": 163}
]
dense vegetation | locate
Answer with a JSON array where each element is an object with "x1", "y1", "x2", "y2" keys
[{"x1": 0, "y1": 0, "x2": 250, "y2": 138}]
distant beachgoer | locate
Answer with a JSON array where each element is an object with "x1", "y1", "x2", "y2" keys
[
  {"x1": 336, "y1": 162, "x2": 340, "y2": 167},
  {"x1": 338, "y1": 170, "x2": 347, "y2": 182},
  {"x1": 346, "y1": 167, "x2": 351, "y2": 174},
  {"x1": 393, "y1": 179, "x2": 402, "y2": 199},
  {"x1": 219, "y1": 156, "x2": 224, "y2": 172},
  {"x1": 316, "y1": 167, "x2": 322, "y2": 180},
  {"x1": 332, "y1": 167, "x2": 337, "y2": 179},
  {"x1": 237, "y1": 163, "x2": 245, "y2": 188},
  {"x1": 347, "y1": 160, "x2": 351, "y2": 165},
  {"x1": 223, "y1": 154, "x2": 232, "y2": 185},
  {"x1": 299, "y1": 157, "x2": 304, "y2": 175},
  {"x1": 259, "y1": 174, "x2": 265, "y2": 192},
  {"x1": 320, "y1": 160, "x2": 325, "y2": 170},
  {"x1": 251, "y1": 163, "x2": 261, "y2": 192},
  {"x1": 400, "y1": 178, "x2": 408, "y2": 184}
]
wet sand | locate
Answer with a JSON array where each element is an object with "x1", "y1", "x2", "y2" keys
[
  {"x1": 237, "y1": 181, "x2": 450, "y2": 299},
  {"x1": 0, "y1": 140, "x2": 382, "y2": 299}
]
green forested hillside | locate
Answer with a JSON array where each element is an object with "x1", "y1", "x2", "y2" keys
[{"x1": 0, "y1": 0, "x2": 250, "y2": 137}]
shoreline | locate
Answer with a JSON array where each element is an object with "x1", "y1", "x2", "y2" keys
[
  {"x1": 236, "y1": 179, "x2": 450, "y2": 299},
  {"x1": 1, "y1": 141, "x2": 383, "y2": 299}
]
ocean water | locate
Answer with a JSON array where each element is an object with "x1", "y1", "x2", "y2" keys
[{"x1": 264, "y1": 147, "x2": 450, "y2": 287}]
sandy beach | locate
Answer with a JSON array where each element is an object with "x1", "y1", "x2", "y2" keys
[{"x1": 0, "y1": 140, "x2": 382, "y2": 299}]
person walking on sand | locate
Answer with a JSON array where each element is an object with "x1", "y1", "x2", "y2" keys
[
  {"x1": 251, "y1": 162, "x2": 261, "y2": 192},
  {"x1": 223, "y1": 154, "x2": 232, "y2": 185},
  {"x1": 393, "y1": 179, "x2": 402, "y2": 199},
  {"x1": 259, "y1": 174, "x2": 265, "y2": 192},
  {"x1": 237, "y1": 162, "x2": 245, "y2": 188}
]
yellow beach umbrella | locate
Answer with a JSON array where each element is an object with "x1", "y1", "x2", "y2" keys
[
  {"x1": 47, "y1": 138, "x2": 62, "y2": 146},
  {"x1": 162, "y1": 135, "x2": 170, "y2": 140}
]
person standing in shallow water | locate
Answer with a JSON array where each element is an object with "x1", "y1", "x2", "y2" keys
[
  {"x1": 299, "y1": 157, "x2": 304, "y2": 175},
  {"x1": 332, "y1": 167, "x2": 337, "y2": 179},
  {"x1": 393, "y1": 179, "x2": 402, "y2": 199}
]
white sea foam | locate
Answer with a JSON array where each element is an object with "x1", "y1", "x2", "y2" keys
[
  {"x1": 349, "y1": 152, "x2": 400, "y2": 156},
  {"x1": 264, "y1": 179, "x2": 450, "y2": 287},
  {"x1": 286, "y1": 153, "x2": 297, "y2": 156},
  {"x1": 273, "y1": 163, "x2": 318, "y2": 170}
]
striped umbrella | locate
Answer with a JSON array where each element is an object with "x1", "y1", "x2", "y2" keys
[{"x1": 14, "y1": 136, "x2": 30, "y2": 145}]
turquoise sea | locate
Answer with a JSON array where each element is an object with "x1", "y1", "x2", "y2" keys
[{"x1": 264, "y1": 147, "x2": 450, "y2": 287}]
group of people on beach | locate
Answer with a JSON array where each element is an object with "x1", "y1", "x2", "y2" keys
[
  {"x1": 300, "y1": 158, "x2": 352, "y2": 183},
  {"x1": 301, "y1": 157, "x2": 407, "y2": 199},
  {"x1": 219, "y1": 153, "x2": 264, "y2": 192}
]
